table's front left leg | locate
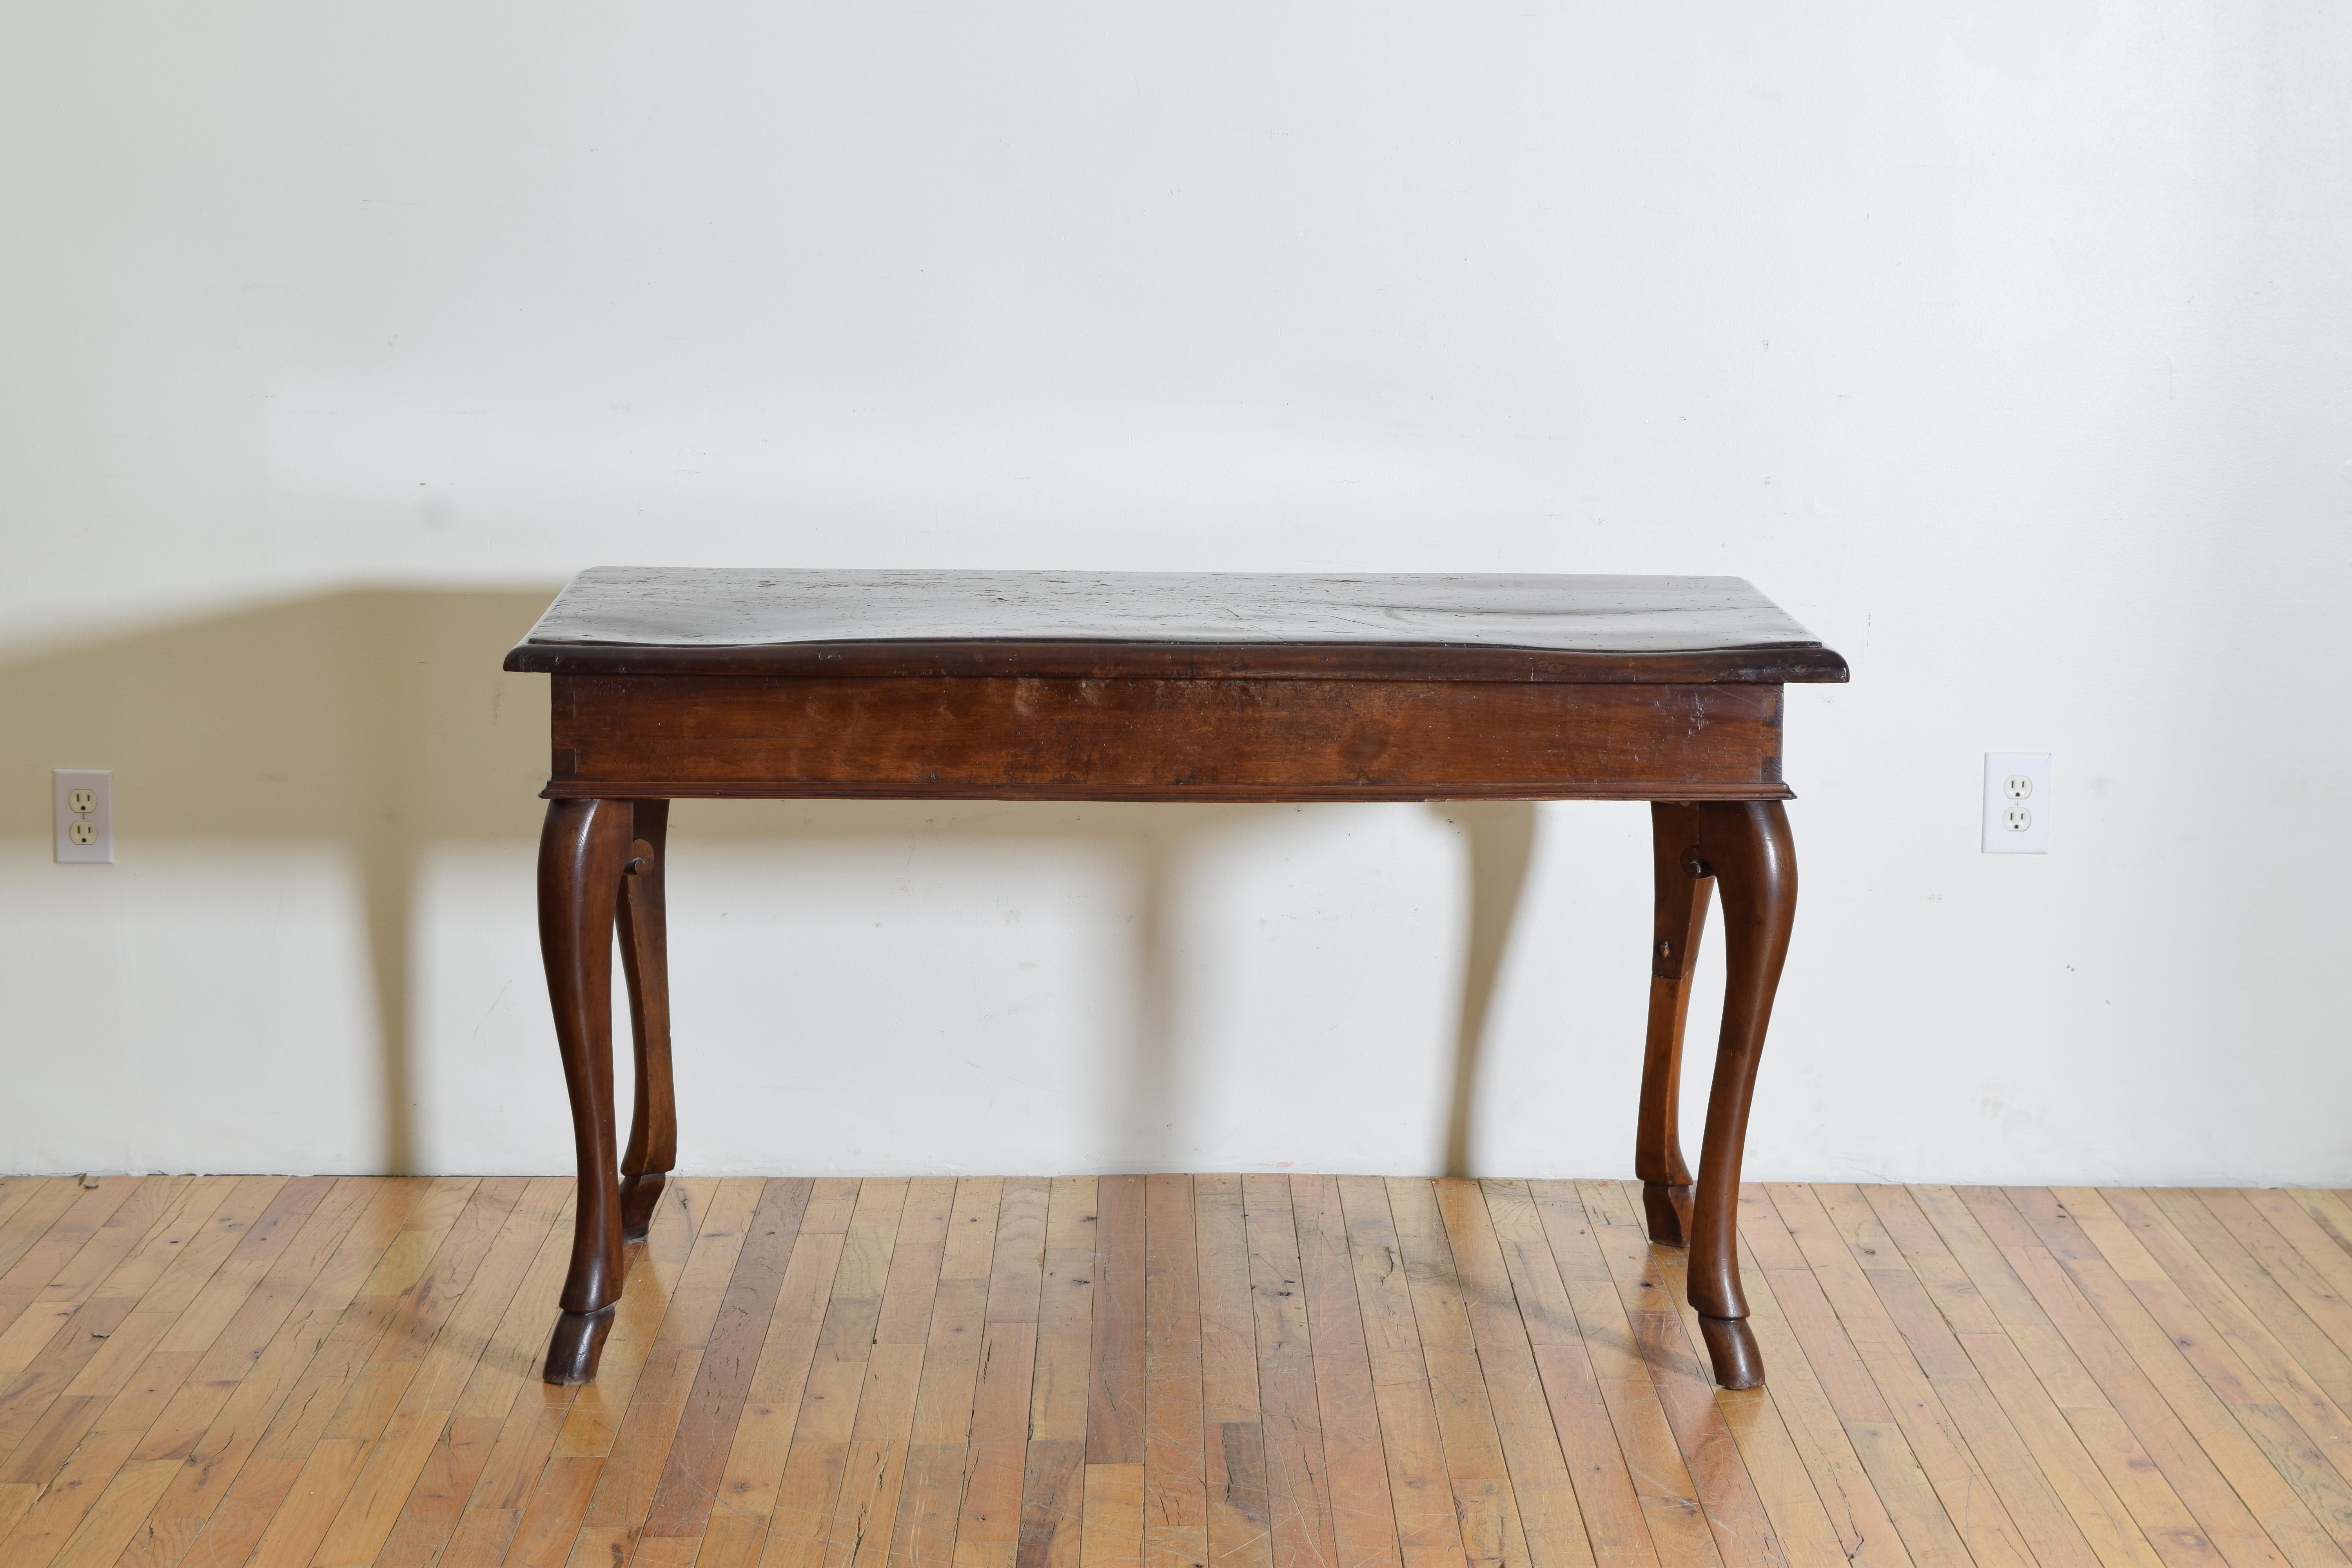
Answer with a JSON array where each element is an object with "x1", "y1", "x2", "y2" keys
[
  {"x1": 1687, "y1": 799, "x2": 1797, "y2": 1390},
  {"x1": 538, "y1": 796, "x2": 633, "y2": 1385},
  {"x1": 618, "y1": 799, "x2": 676, "y2": 1243}
]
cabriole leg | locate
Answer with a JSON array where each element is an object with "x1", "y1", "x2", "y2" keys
[
  {"x1": 617, "y1": 799, "x2": 676, "y2": 1243},
  {"x1": 1637, "y1": 802, "x2": 1713, "y2": 1246},
  {"x1": 538, "y1": 797, "x2": 633, "y2": 1385},
  {"x1": 1685, "y1": 799, "x2": 1797, "y2": 1390}
]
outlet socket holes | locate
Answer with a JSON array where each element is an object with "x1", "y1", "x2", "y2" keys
[
  {"x1": 54, "y1": 768, "x2": 113, "y2": 864},
  {"x1": 1984, "y1": 753, "x2": 2050, "y2": 854}
]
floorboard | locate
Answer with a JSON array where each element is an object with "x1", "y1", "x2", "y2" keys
[{"x1": 0, "y1": 1176, "x2": 2339, "y2": 1568}]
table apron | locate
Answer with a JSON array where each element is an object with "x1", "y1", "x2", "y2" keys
[{"x1": 543, "y1": 674, "x2": 1788, "y2": 801}]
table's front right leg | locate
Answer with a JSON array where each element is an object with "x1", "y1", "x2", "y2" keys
[
  {"x1": 538, "y1": 796, "x2": 633, "y2": 1385},
  {"x1": 1686, "y1": 799, "x2": 1796, "y2": 1390}
]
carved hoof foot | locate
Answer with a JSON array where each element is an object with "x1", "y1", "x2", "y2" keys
[
  {"x1": 1699, "y1": 1314, "x2": 1764, "y2": 1389},
  {"x1": 543, "y1": 1305, "x2": 617, "y2": 1385},
  {"x1": 619, "y1": 1173, "x2": 668, "y2": 1243},
  {"x1": 1642, "y1": 1181, "x2": 1693, "y2": 1247}
]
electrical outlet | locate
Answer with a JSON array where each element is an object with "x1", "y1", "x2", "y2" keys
[
  {"x1": 54, "y1": 769, "x2": 113, "y2": 864},
  {"x1": 1983, "y1": 753, "x2": 2049, "y2": 853}
]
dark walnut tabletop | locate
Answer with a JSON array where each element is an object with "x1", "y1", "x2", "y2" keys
[{"x1": 505, "y1": 568, "x2": 1849, "y2": 685}]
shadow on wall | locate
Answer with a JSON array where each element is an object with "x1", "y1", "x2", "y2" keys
[
  {"x1": 0, "y1": 588, "x2": 1537, "y2": 1175},
  {"x1": 0, "y1": 589, "x2": 565, "y2": 1173}
]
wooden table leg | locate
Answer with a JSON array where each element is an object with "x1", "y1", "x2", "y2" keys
[
  {"x1": 538, "y1": 797, "x2": 633, "y2": 1384},
  {"x1": 1636, "y1": 802, "x2": 1712, "y2": 1246},
  {"x1": 617, "y1": 799, "x2": 676, "y2": 1243},
  {"x1": 1684, "y1": 799, "x2": 1796, "y2": 1390}
]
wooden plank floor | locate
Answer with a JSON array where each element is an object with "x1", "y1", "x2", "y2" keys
[{"x1": 2, "y1": 1178, "x2": 2351, "y2": 1568}]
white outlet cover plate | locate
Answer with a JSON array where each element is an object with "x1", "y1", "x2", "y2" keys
[
  {"x1": 54, "y1": 768, "x2": 113, "y2": 864},
  {"x1": 1983, "y1": 752, "x2": 2050, "y2": 853}
]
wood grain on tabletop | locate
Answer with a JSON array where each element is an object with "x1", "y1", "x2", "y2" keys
[{"x1": 504, "y1": 568, "x2": 1851, "y2": 685}]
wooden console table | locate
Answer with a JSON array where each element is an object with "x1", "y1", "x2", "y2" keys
[{"x1": 504, "y1": 569, "x2": 1847, "y2": 1388}]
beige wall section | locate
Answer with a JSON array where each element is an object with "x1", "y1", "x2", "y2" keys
[{"x1": 3, "y1": 4, "x2": 2348, "y2": 1181}]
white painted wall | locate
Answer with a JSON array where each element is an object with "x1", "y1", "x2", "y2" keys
[{"x1": 4, "y1": 2, "x2": 2347, "y2": 1184}]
